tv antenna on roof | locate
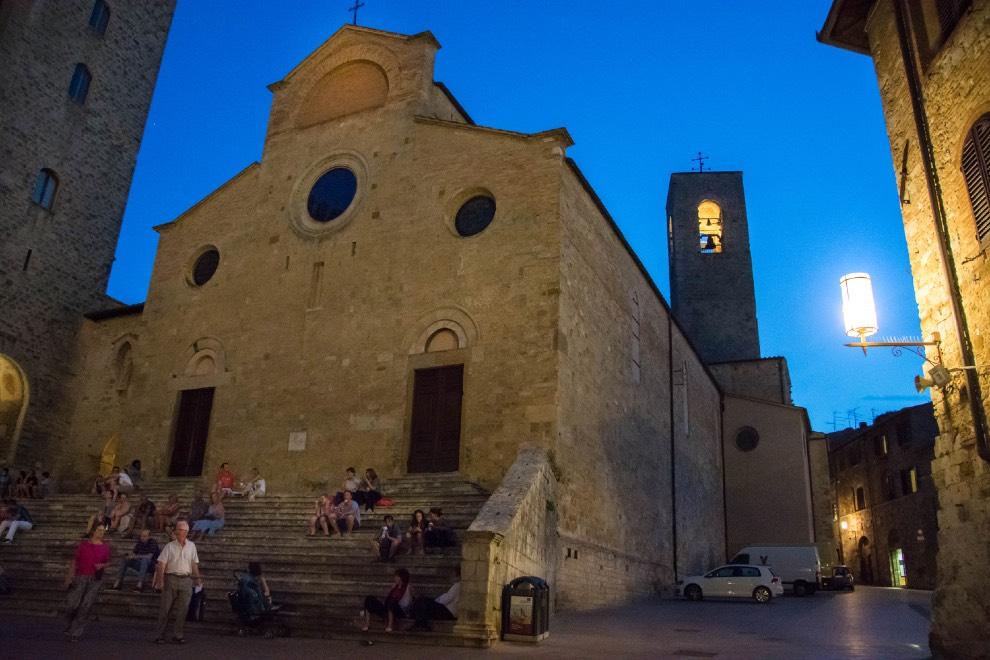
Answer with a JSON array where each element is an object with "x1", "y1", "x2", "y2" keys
[{"x1": 691, "y1": 151, "x2": 709, "y2": 172}]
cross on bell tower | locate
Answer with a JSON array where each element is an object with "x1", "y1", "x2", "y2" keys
[
  {"x1": 348, "y1": 0, "x2": 365, "y2": 25},
  {"x1": 691, "y1": 151, "x2": 709, "y2": 172}
]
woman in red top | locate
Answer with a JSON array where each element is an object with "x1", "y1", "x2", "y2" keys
[
  {"x1": 360, "y1": 568, "x2": 414, "y2": 632},
  {"x1": 63, "y1": 526, "x2": 111, "y2": 641},
  {"x1": 216, "y1": 462, "x2": 236, "y2": 496}
]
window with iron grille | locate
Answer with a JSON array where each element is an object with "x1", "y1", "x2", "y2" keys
[{"x1": 962, "y1": 114, "x2": 990, "y2": 249}]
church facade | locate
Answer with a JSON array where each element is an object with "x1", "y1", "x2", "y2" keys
[{"x1": 58, "y1": 26, "x2": 729, "y2": 612}]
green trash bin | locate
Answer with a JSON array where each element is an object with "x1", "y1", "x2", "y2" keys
[{"x1": 501, "y1": 576, "x2": 550, "y2": 642}]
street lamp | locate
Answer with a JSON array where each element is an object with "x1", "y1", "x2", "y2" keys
[{"x1": 839, "y1": 272, "x2": 942, "y2": 364}]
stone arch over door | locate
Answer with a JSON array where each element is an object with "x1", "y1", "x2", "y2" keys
[
  {"x1": 0, "y1": 354, "x2": 29, "y2": 464},
  {"x1": 406, "y1": 306, "x2": 480, "y2": 355}
]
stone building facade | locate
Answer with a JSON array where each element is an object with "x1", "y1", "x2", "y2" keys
[
  {"x1": 59, "y1": 25, "x2": 726, "y2": 610},
  {"x1": 820, "y1": 1, "x2": 990, "y2": 656},
  {"x1": 829, "y1": 403, "x2": 939, "y2": 589},
  {"x1": 0, "y1": 0, "x2": 175, "y2": 464}
]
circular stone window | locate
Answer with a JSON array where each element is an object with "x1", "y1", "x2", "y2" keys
[
  {"x1": 307, "y1": 167, "x2": 357, "y2": 222},
  {"x1": 735, "y1": 426, "x2": 760, "y2": 452},
  {"x1": 454, "y1": 195, "x2": 496, "y2": 237},
  {"x1": 190, "y1": 248, "x2": 220, "y2": 286}
]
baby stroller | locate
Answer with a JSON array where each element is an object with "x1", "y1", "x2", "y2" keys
[{"x1": 227, "y1": 570, "x2": 289, "y2": 638}]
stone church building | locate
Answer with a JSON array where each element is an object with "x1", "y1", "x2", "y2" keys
[{"x1": 4, "y1": 21, "x2": 820, "y2": 632}]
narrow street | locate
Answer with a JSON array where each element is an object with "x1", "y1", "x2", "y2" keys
[{"x1": 0, "y1": 586, "x2": 932, "y2": 659}]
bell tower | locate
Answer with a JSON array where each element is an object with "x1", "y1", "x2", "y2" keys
[{"x1": 666, "y1": 171, "x2": 760, "y2": 364}]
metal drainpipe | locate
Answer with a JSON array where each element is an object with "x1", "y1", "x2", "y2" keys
[
  {"x1": 893, "y1": 0, "x2": 990, "y2": 464},
  {"x1": 668, "y1": 311, "x2": 678, "y2": 582}
]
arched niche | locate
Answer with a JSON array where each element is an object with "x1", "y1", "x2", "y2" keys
[
  {"x1": 0, "y1": 353, "x2": 29, "y2": 463},
  {"x1": 111, "y1": 333, "x2": 138, "y2": 392},
  {"x1": 295, "y1": 60, "x2": 389, "y2": 128}
]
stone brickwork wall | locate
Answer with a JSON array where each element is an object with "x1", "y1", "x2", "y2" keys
[
  {"x1": 708, "y1": 358, "x2": 792, "y2": 404},
  {"x1": 457, "y1": 446, "x2": 558, "y2": 641},
  {"x1": 666, "y1": 172, "x2": 760, "y2": 365},
  {"x1": 829, "y1": 404, "x2": 939, "y2": 590},
  {"x1": 556, "y1": 162, "x2": 725, "y2": 591},
  {"x1": 847, "y1": 2, "x2": 990, "y2": 656},
  {"x1": 807, "y1": 433, "x2": 838, "y2": 568},
  {"x1": 0, "y1": 0, "x2": 174, "y2": 463}
]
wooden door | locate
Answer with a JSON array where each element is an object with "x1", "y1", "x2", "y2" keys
[
  {"x1": 169, "y1": 387, "x2": 215, "y2": 477},
  {"x1": 407, "y1": 365, "x2": 463, "y2": 473}
]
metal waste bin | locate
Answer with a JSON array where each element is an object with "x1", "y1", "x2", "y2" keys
[{"x1": 501, "y1": 576, "x2": 550, "y2": 642}]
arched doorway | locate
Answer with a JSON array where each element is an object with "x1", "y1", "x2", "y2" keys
[
  {"x1": 0, "y1": 354, "x2": 29, "y2": 463},
  {"x1": 858, "y1": 536, "x2": 875, "y2": 585}
]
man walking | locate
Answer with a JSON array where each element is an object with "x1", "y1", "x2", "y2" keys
[
  {"x1": 152, "y1": 519, "x2": 203, "y2": 644},
  {"x1": 63, "y1": 527, "x2": 111, "y2": 641}
]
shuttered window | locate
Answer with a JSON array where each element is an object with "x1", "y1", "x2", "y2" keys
[{"x1": 962, "y1": 114, "x2": 990, "y2": 249}]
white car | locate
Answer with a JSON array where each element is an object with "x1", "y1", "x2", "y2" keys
[{"x1": 677, "y1": 564, "x2": 783, "y2": 604}]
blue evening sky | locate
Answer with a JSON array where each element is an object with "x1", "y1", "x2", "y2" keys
[{"x1": 109, "y1": 1, "x2": 930, "y2": 432}]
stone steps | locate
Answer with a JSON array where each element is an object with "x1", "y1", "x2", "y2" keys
[{"x1": 0, "y1": 475, "x2": 490, "y2": 646}]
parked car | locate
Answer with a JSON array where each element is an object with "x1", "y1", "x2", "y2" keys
[
  {"x1": 676, "y1": 564, "x2": 783, "y2": 604},
  {"x1": 729, "y1": 545, "x2": 822, "y2": 596},
  {"x1": 821, "y1": 565, "x2": 855, "y2": 591}
]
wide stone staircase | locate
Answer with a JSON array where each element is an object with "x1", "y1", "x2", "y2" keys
[{"x1": 0, "y1": 474, "x2": 490, "y2": 646}]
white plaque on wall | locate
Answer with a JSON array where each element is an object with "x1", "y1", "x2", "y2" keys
[{"x1": 288, "y1": 431, "x2": 307, "y2": 452}]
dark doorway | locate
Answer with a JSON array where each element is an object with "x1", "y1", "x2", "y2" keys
[
  {"x1": 169, "y1": 387, "x2": 215, "y2": 477},
  {"x1": 407, "y1": 364, "x2": 463, "y2": 473}
]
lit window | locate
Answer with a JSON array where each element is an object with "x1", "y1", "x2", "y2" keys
[
  {"x1": 31, "y1": 168, "x2": 59, "y2": 209},
  {"x1": 68, "y1": 64, "x2": 92, "y2": 104},
  {"x1": 89, "y1": 0, "x2": 111, "y2": 36},
  {"x1": 900, "y1": 467, "x2": 919, "y2": 495},
  {"x1": 962, "y1": 113, "x2": 990, "y2": 248},
  {"x1": 874, "y1": 434, "x2": 888, "y2": 457},
  {"x1": 697, "y1": 200, "x2": 722, "y2": 253}
]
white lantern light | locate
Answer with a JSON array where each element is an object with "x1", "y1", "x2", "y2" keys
[{"x1": 840, "y1": 272, "x2": 879, "y2": 339}]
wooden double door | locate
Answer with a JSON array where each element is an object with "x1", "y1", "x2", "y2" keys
[
  {"x1": 169, "y1": 387, "x2": 214, "y2": 477},
  {"x1": 407, "y1": 364, "x2": 463, "y2": 473}
]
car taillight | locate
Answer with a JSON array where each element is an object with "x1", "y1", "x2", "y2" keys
[{"x1": 771, "y1": 577, "x2": 780, "y2": 583}]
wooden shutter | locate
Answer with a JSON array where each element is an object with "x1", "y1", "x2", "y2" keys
[{"x1": 962, "y1": 114, "x2": 990, "y2": 248}]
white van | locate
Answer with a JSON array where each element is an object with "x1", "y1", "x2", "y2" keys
[{"x1": 729, "y1": 545, "x2": 822, "y2": 595}]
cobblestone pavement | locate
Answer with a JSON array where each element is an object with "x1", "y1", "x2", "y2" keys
[{"x1": 0, "y1": 586, "x2": 931, "y2": 659}]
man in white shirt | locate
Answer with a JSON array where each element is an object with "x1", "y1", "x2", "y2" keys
[
  {"x1": 151, "y1": 520, "x2": 203, "y2": 644},
  {"x1": 410, "y1": 578, "x2": 460, "y2": 631}
]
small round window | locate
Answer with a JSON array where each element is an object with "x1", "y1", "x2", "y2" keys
[
  {"x1": 191, "y1": 248, "x2": 219, "y2": 286},
  {"x1": 454, "y1": 195, "x2": 496, "y2": 237},
  {"x1": 735, "y1": 426, "x2": 760, "y2": 452},
  {"x1": 307, "y1": 167, "x2": 357, "y2": 223}
]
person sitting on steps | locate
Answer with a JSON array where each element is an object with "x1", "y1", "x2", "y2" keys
[
  {"x1": 110, "y1": 528, "x2": 159, "y2": 592},
  {"x1": 404, "y1": 509, "x2": 426, "y2": 555},
  {"x1": 216, "y1": 462, "x2": 237, "y2": 497},
  {"x1": 234, "y1": 467, "x2": 267, "y2": 501},
  {"x1": 330, "y1": 490, "x2": 360, "y2": 536},
  {"x1": 334, "y1": 467, "x2": 361, "y2": 504},
  {"x1": 424, "y1": 507, "x2": 456, "y2": 551},
  {"x1": 155, "y1": 494, "x2": 180, "y2": 532},
  {"x1": 410, "y1": 569, "x2": 461, "y2": 632},
  {"x1": 371, "y1": 514, "x2": 401, "y2": 562},
  {"x1": 307, "y1": 494, "x2": 333, "y2": 536},
  {"x1": 130, "y1": 494, "x2": 156, "y2": 537},
  {"x1": 0, "y1": 499, "x2": 33, "y2": 544},
  {"x1": 361, "y1": 568, "x2": 414, "y2": 633},
  {"x1": 355, "y1": 468, "x2": 383, "y2": 512},
  {"x1": 190, "y1": 492, "x2": 225, "y2": 541},
  {"x1": 86, "y1": 490, "x2": 115, "y2": 534},
  {"x1": 109, "y1": 493, "x2": 133, "y2": 534}
]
